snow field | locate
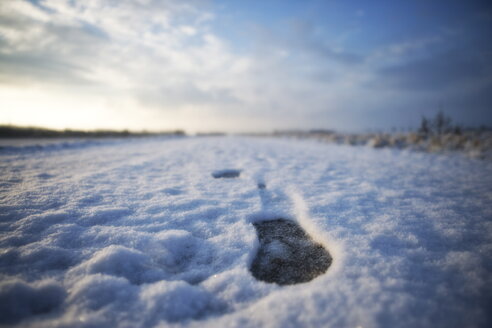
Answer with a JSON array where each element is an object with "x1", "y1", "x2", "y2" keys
[{"x1": 0, "y1": 136, "x2": 491, "y2": 327}]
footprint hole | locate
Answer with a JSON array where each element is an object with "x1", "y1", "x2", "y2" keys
[{"x1": 250, "y1": 219, "x2": 332, "y2": 285}]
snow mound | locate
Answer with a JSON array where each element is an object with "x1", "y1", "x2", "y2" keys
[
  {"x1": 139, "y1": 280, "x2": 225, "y2": 324},
  {"x1": 68, "y1": 245, "x2": 165, "y2": 285},
  {"x1": 0, "y1": 279, "x2": 65, "y2": 324}
]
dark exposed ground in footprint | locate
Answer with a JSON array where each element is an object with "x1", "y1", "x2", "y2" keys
[
  {"x1": 212, "y1": 169, "x2": 241, "y2": 179},
  {"x1": 250, "y1": 219, "x2": 332, "y2": 285}
]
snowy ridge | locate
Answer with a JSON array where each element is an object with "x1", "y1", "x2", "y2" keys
[
  {"x1": 0, "y1": 135, "x2": 184, "y2": 155},
  {"x1": 0, "y1": 137, "x2": 491, "y2": 327},
  {"x1": 0, "y1": 138, "x2": 111, "y2": 154}
]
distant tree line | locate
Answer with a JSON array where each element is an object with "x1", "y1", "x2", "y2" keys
[
  {"x1": 419, "y1": 111, "x2": 462, "y2": 136},
  {"x1": 0, "y1": 125, "x2": 185, "y2": 138}
]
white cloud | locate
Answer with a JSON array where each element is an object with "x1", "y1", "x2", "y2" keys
[
  {"x1": 0, "y1": 0, "x2": 490, "y2": 132},
  {"x1": 0, "y1": 0, "x2": 257, "y2": 131}
]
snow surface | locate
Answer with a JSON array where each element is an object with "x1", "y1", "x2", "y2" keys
[{"x1": 1, "y1": 136, "x2": 491, "y2": 327}]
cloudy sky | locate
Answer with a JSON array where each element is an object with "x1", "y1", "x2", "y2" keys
[{"x1": 0, "y1": 0, "x2": 491, "y2": 133}]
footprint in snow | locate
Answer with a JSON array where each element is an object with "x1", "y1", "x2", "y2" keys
[
  {"x1": 213, "y1": 170, "x2": 332, "y2": 285},
  {"x1": 250, "y1": 219, "x2": 332, "y2": 285},
  {"x1": 211, "y1": 169, "x2": 241, "y2": 179},
  {"x1": 37, "y1": 173, "x2": 54, "y2": 179}
]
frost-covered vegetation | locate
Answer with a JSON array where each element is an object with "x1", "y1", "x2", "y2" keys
[
  {"x1": 1, "y1": 136, "x2": 491, "y2": 327},
  {"x1": 270, "y1": 113, "x2": 492, "y2": 160}
]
